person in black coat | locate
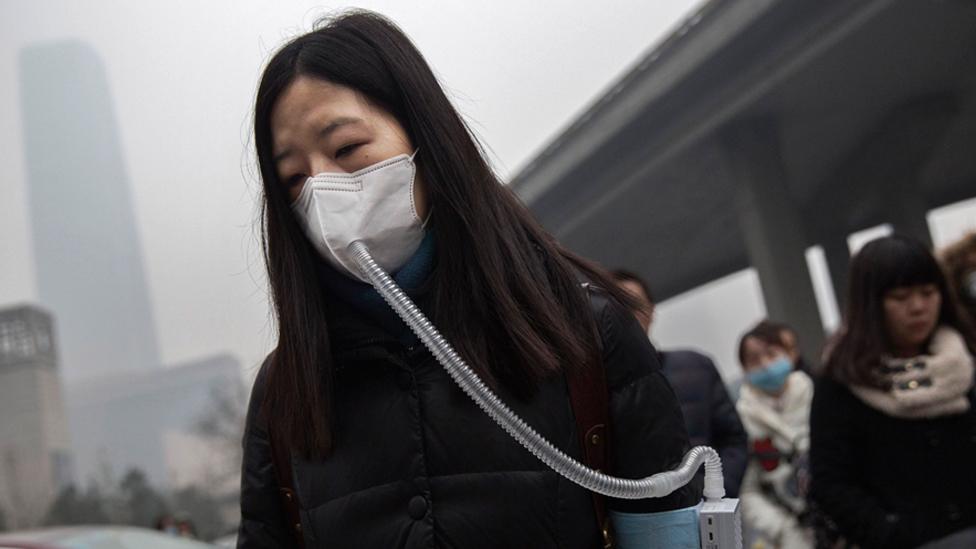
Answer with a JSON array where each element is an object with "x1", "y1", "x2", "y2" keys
[
  {"x1": 612, "y1": 270, "x2": 748, "y2": 497},
  {"x1": 237, "y1": 11, "x2": 702, "y2": 548},
  {"x1": 810, "y1": 235, "x2": 976, "y2": 549}
]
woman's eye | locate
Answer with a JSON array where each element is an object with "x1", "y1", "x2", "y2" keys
[
  {"x1": 335, "y1": 143, "x2": 362, "y2": 158},
  {"x1": 286, "y1": 174, "x2": 306, "y2": 188}
]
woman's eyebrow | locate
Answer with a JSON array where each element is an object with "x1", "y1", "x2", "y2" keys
[
  {"x1": 274, "y1": 117, "x2": 365, "y2": 166},
  {"x1": 318, "y1": 116, "x2": 363, "y2": 140}
]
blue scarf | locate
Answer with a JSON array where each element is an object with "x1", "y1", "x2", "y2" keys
[{"x1": 318, "y1": 232, "x2": 435, "y2": 343}]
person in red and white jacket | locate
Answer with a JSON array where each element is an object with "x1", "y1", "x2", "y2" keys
[{"x1": 735, "y1": 321, "x2": 814, "y2": 549}]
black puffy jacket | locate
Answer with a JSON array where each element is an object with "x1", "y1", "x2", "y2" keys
[
  {"x1": 810, "y1": 376, "x2": 976, "y2": 548},
  {"x1": 659, "y1": 350, "x2": 748, "y2": 497},
  {"x1": 237, "y1": 289, "x2": 701, "y2": 548}
]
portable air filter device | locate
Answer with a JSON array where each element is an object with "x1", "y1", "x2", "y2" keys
[
  {"x1": 351, "y1": 241, "x2": 742, "y2": 548},
  {"x1": 700, "y1": 498, "x2": 743, "y2": 549}
]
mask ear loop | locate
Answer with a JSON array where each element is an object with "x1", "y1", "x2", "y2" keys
[
  {"x1": 409, "y1": 148, "x2": 433, "y2": 227},
  {"x1": 421, "y1": 207, "x2": 434, "y2": 229}
]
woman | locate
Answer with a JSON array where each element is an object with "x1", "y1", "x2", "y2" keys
[
  {"x1": 939, "y1": 230, "x2": 976, "y2": 328},
  {"x1": 809, "y1": 235, "x2": 976, "y2": 548},
  {"x1": 735, "y1": 322, "x2": 814, "y2": 549},
  {"x1": 238, "y1": 11, "x2": 701, "y2": 548}
]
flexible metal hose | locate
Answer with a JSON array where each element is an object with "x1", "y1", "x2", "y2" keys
[{"x1": 350, "y1": 241, "x2": 725, "y2": 500}]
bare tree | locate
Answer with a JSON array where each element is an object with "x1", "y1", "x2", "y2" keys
[
  {"x1": 119, "y1": 468, "x2": 170, "y2": 528},
  {"x1": 192, "y1": 383, "x2": 247, "y2": 491},
  {"x1": 43, "y1": 484, "x2": 111, "y2": 526}
]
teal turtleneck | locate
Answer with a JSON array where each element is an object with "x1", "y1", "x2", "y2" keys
[{"x1": 318, "y1": 231, "x2": 435, "y2": 344}]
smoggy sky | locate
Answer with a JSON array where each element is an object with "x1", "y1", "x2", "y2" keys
[
  {"x1": 0, "y1": 1, "x2": 710, "y2": 380},
  {"x1": 2, "y1": 1, "x2": 975, "y2": 384}
]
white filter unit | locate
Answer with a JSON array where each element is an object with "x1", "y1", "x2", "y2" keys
[{"x1": 700, "y1": 498, "x2": 743, "y2": 549}]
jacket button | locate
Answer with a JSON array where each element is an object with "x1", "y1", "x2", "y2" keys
[
  {"x1": 396, "y1": 370, "x2": 413, "y2": 391},
  {"x1": 408, "y1": 495, "x2": 428, "y2": 520}
]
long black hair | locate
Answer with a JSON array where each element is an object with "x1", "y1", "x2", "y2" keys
[
  {"x1": 254, "y1": 10, "x2": 632, "y2": 458},
  {"x1": 823, "y1": 234, "x2": 975, "y2": 388}
]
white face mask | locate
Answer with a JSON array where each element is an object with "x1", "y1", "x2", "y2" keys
[{"x1": 291, "y1": 151, "x2": 425, "y2": 282}]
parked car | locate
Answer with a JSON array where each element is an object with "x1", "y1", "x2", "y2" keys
[{"x1": 0, "y1": 526, "x2": 218, "y2": 549}]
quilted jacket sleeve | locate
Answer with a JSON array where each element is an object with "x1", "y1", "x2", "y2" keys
[
  {"x1": 237, "y1": 358, "x2": 294, "y2": 549},
  {"x1": 596, "y1": 294, "x2": 704, "y2": 513}
]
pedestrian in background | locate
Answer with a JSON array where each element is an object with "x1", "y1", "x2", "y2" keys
[
  {"x1": 736, "y1": 322, "x2": 814, "y2": 549},
  {"x1": 757, "y1": 320, "x2": 816, "y2": 378},
  {"x1": 810, "y1": 235, "x2": 976, "y2": 548},
  {"x1": 613, "y1": 269, "x2": 748, "y2": 497}
]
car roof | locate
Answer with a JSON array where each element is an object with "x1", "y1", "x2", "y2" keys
[{"x1": 0, "y1": 526, "x2": 215, "y2": 549}]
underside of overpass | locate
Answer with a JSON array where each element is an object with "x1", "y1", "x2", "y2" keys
[{"x1": 511, "y1": 0, "x2": 976, "y2": 358}]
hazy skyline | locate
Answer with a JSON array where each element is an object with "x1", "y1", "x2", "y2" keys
[
  {"x1": 2, "y1": 2, "x2": 974, "y2": 383},
  {"x1": 0, "y1": 1, "x2": 708, "y2": 380},
  {"x1": 21, "y1": 41, "x2": 162, "y2": 380}
]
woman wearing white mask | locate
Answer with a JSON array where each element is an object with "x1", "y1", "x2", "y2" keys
[
  {"x1": 238, "y1": 10, "x2": 702, "y2": 549},
  {"x1": 735, "y1": 323, "x2": 814, "y2": 549},
  {"x1": 810, "y1": 236, "x2": 976, "y2": 549}
]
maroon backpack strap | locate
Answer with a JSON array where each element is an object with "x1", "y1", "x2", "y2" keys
[
  {"x1": 567, "y1": 282, "x2": 613, "y2": 548},
  {"x1": 268, "y1": 430, "x2": 306, "y2": 548},
  {"x1": 567, "y1": 365, "x2": 612, "y2": 548}
]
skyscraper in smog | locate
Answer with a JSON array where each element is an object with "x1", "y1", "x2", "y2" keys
[{"x1": 19, "y1": 41, "x2": 161, "y2": 380}]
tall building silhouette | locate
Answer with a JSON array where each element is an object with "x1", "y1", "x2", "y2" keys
[
  {"x1": 19, "y1": 41, "x2": 161, "y2": 380},
  {"x1": 0, "y1": 305, "x2": 72, "y2": 528}
]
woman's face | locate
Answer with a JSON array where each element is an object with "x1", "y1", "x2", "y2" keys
[
  {"x1": 270, "y1": 75, "x2": 428, "y2": 216},
  {"x1": 741, "y1": 336, "x2": 789, "y2": 373},
  {"x1": 882, "y1": 283, "x2": 941, "y2": 356}
]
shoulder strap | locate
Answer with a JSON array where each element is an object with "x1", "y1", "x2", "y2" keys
[
  {"x1": 567, "y1": 282, "x2": 613, "y2": 548},
  {"x1": 268, "y1": 430, "x2": 306, "y2": 548}
]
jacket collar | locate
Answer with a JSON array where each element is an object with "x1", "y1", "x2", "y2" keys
[{"x1": 319, "y1": 232, "x2": 436, "y2": 356}]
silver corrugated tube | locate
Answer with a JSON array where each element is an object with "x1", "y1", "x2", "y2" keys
[{"x1": 350, "y1": 241, "x2": 726, "y2": 501}]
